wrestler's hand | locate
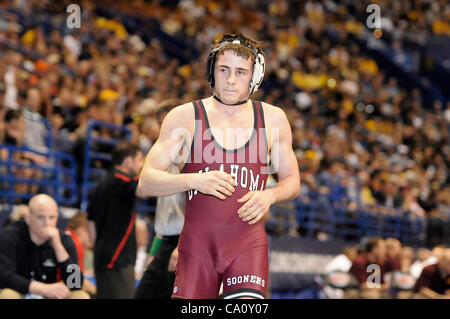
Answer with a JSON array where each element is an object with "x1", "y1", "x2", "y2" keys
[
  {"x1": 237, "y1": 190, "x2": 276, "y2": 225},
  {"x1": 191, "y1": 170, "x2": 236, "y2": 200}
]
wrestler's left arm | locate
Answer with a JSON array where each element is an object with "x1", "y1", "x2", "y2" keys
[{"x1": 237, "y1": 105, "x2": 300, "y2": 224}]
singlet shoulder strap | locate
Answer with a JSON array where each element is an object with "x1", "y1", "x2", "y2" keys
[
  {"x1": 255, "y1": 100, "x2": 269, "y2": 158},
  {"x1": 180, "y1": 101, "x2": 200, "y2": 173},
  {"x1": 255, "y1": 101, "x2": 266, "y2": 129}
]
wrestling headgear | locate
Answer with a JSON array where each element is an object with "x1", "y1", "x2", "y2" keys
[{"x1": 207, "y1": 34, "x2": 265, "y2": 96}]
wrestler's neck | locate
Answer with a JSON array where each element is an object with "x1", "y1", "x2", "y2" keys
[{"x1": 208, "y1": 92, "x2": 252, "y2": 115}]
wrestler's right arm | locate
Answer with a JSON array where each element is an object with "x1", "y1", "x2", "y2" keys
[{"x1": 137, "y1": 103, "x2": 235, "y2": 199}]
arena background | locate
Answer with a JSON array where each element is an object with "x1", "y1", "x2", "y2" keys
[{"x1": 0, "y1": 0, "x2": 449, "y2": 299}]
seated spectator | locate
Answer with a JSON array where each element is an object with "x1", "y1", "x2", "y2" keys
[
  {"x1": 326, "y1": 246, "x2": 358, "y2": 273},
  {"x1": 0, "y1": 194, "x2": 89, "y2": 299},
  {"x1": 387, "y1": 246, "x2": 417, "y2": 299},
  {"x1": 1, "y1": 109, "x2": 43, "y2": 199},
  {"x1": 22, "y1": 88, "x2": 49, "y2": 156},
  {"x1": 401, "y1": 186, "x2": 426, "y2": 218},
  {"x1": 348, "y1": 237, "x2": 389, "y2": 298},
  {"x1": 381, "y1": 178, "x2": 403, "y2": 208},
  {"x1": 400, "y1": 246, "x2": 416, "y2": 274},
  {"x1": 426, "y1": 207, "x2": 446, "y2": 247},
  {"x1": 323, "y1": 246, "x2": 359, "y2": 299},
  {"x1": 410, "y1": 248, "x2": 432, "y2": 279},
  {"x1": 413, "y1": 248, "x2": 450, "y2": 299},
  {"x1": 384, "y1": 238, "x2": 402, "y2": 274},
  {"x1": 65, "y1": 211, "x2": 97, "y2": 297},
  {"x1": 426, "y1": 246, "x2": 445, "y2": 267}
]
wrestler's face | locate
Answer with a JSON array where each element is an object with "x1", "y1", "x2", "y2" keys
[{"x1": 214, "y1": 50, "x2": 253, "y2": 105}]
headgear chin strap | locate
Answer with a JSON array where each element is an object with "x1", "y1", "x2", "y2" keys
[
  {"x1": 207, "y1": 34, "x2": 265, "y2": 95},
  {"x1": 213, "y1": 94, "x2": 248, "y2": 106}
]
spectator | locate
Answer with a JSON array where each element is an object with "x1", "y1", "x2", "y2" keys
[
  {"x1": 348, "y1": 237, "x2": 389, "y2": 298},
  {"x1": 1, "y1": 109, "x2": 42, "y2": 199},
  {"x1": 401, "y1": 187, "x2": 426, "y2": 218},
  {"x1": 325, "y1": 246, "x2": 359, "y2": 274},
  {"x1": 384, "y1": 238, "x2": 402, "y2": 274},
  {"x1": 322, "y1": 246, "x2": 359, "y2": 299},
  {"x1": 413, "y1": 248, "x2": 450, "y2": 299},
  {"x1": 87, "y1": 142, "x2": 144, "y2": 299},
  {"x1": 22, "y1": 88, "x2": 49, "y2": 155},
  {"x1": 410, "y1": 248, "x2": 432, "y2": 279},
  {"x1": 0, "y1": 194, "x2": 88, "y2": 299},
  {"x1": 400, "y1": 246, "x2": 416, "y2": 274},
  {"x1": 65, "y1": 211, "x2": 97, "y2": 297},
  {"x1": 426, "y1": 207, "x2": 446, "y2": 247},
  {"x1": 2, "y1": 109, "x2": 25, "y2": 147},
  {"x1": 387, "y1": 246, "x2": 417, "y2": 299}
]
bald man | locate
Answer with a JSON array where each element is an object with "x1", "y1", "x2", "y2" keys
[{"x1": 0, "y1": 194, "x2": 89, "y2": 299}]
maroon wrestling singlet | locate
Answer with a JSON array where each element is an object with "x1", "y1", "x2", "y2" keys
[{"x1": 172, "y1": 99, "x2": 270, "y2": 299}]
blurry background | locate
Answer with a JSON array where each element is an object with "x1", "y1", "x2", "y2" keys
[{"x1": 0, "y1": 0, "x2": 449, "y2": 298}]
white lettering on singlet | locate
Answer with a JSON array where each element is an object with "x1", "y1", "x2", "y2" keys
[
  {"x1": 187, "y1": 165, "x2": 264, "y2": 201},
  {"x1": 226, "y1": 274, "x2": 265, "y2": 288}
]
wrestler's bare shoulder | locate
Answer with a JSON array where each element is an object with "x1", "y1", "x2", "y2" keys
[
  {"x1": 161, "y1": 101, "x2": 195, "y2": 131},
  {"x1": 260, "y1": 101, "x2": 289, "y2": 127}
]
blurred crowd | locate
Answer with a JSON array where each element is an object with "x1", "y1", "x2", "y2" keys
[
  {"x1": 0, "y1": 0, "x2": 449, "y2": 246},
  {"x1": 323, "y1": 237, "x2": 450, "y2": 299}
]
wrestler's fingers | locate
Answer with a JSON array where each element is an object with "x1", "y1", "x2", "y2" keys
[
  {"x1": 217, "y1": 184, "x2": 233, "y2": 197},
  {"x1": 218, "y1": 179, "x2": 235, "y2": 193},
  {"x1": 237, "y1": 191, "x2": 254, "y2": 204},
  {"x1": 216, "y1": 171, "x2": 237, "y2": 187},
  {"x1": 238, "y1": 195, "x2": 256, "y2": 215},
  {"x1": 212, "y1": 190, "x2": 227, "y2": 200},
  {"x1": 248, "y1": 211, "x2": 265, "y2": 225},
  {"x1": 240, "y1": 204, "x2": 259, "y2": 221}
]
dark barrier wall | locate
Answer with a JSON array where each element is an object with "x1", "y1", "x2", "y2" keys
[{"x1": 269, "y1": 236, "x2": 353, "y2": 291}]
